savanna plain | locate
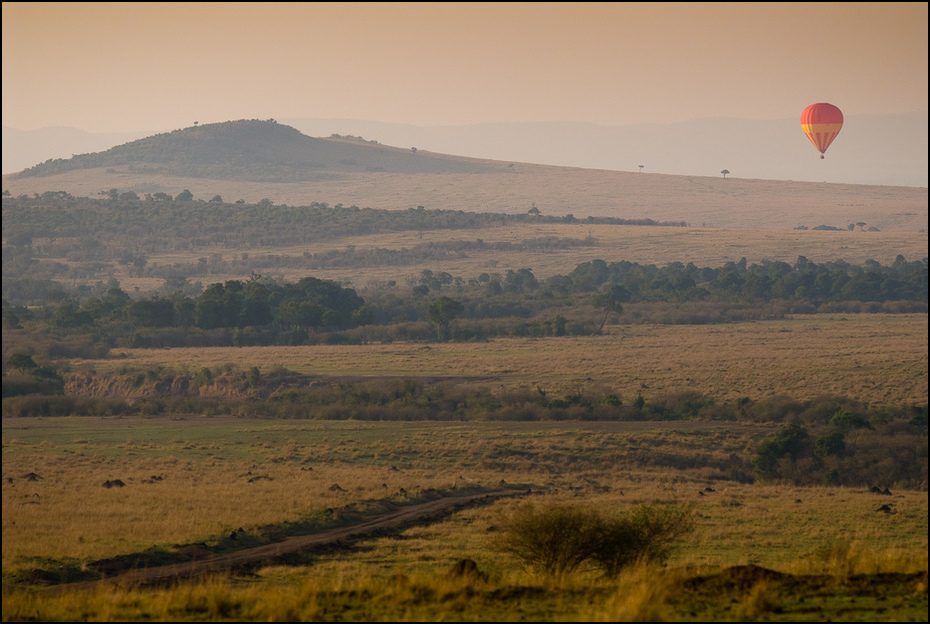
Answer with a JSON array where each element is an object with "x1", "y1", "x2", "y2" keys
[
  {"x1": 2, "y1": 123, "x2": 929, "y2": 621},
  {"x1": 3, "y1": 313, "x2": 927, "y2": 621}
]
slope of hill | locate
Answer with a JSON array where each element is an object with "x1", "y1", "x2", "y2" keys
[
  {"x1": 10, "y1": 119, "x2": 503, "y2": 181},
  {"x1": 1, "y1": 126, "x2": 151, "y2": 176}
]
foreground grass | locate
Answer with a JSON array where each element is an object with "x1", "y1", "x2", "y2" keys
[
  {"x1": 2, "y1": 416, "x2": 927, "y2": 621},
  {"x1": 3, "y1": 418, "x2": 927, "y2": 573},
  {"x1": 3, "y1": 558, "x2": 927, "y2": 622}
]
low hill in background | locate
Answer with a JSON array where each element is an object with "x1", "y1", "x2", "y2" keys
[
  {"x1": 10, "y1": 119, "x2": 502, "y2": 181},
  {"x1": 6, "y1": 113, "x2": 927, "y2": 187}
]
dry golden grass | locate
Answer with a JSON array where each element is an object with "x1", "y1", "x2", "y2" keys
[
  {"x1": 74, "y1": 314, "x2": 928, "y2": 405},
  {"x1": 3, "y1": 411, "x2": 926, "y2": 621},
  {"x1": 592, "y1": 562, "x2": 677, "y2": 622},
  {"x1": 4, "y1": 143, "x2": 927, "y2": 622},
  {"x1": 3, "y1": 416, "x2": 927, "y2": 575}
]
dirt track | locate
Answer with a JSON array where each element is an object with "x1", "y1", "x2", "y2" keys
[{"x1": 52, "y1": 489, "x2": 527, "y2": 592}]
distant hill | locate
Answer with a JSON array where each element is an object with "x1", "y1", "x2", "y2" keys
[
  {"x1": 10, "y1": 119, "x2": 503, "y2": 181},
  {"x1": 7, "y1": 113, "x2": 927, "y2": 187}
]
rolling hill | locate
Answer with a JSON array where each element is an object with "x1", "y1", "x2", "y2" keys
[
  {"x1": 2, "y1": 119, "x2": 927, "y2": 232},
  {"x1": 9, "y1": 119, "x2": 501, "y2": 180}
]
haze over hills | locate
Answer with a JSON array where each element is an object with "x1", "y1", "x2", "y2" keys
[
  {"x1": 2, "y1": 119, "x2": 927, "y2": 232},
  {"x1": 1, "y1": 126, "x2": 151, "y2": 176},
  {"x1": 282, "y1": 112, "x2": 929, "y2": 189},
  {"x1": 4, "y1": 112, "x2": 927, "y2": 187}
]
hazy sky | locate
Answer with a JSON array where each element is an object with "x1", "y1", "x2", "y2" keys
[{"x1": 2, "y1": 2, "x2": 927, "y2": 133}]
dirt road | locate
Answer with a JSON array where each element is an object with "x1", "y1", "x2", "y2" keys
[{"x1": 53, "y1": 489, "x2": 527, "y2": 592}]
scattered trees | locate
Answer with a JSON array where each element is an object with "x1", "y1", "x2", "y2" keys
[{"x1": 748, "y1": 407, "x2": 926, "y2": 487}]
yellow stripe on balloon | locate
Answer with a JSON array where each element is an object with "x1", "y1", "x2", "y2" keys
[
  {"x1": 801, "y1": 123, "x2": 843, "y2": 135},
  {"x1": 802, "y1": 123, "x2": 843, "y2": 153}
]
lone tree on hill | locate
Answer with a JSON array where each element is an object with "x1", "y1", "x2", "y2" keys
[{"x1": 721, "y1": 169, "x2": 730, "y2": 179}]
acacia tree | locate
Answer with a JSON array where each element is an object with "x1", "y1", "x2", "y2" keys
[
  {"x1": 7, "y1": 353, "x2": 38, "y2": 375},
  {"x1": 592, "y1": 284, "x2": 630, "y2": 333},
  {"x1": 426, "y1": 296, "x2": 464, "y2": 341}
]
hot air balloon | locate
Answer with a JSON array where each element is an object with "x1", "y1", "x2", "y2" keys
[{"x1": 801, "y1": 103, "x2": 843, "y2": 158}]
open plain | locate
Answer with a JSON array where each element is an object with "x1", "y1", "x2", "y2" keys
[
  {"x1": 3, "y1": 414, "x2": 928, "y2": 621},
  {"x1": 2, "y1": 123, "x2": 927, "y2": 620},
  {"x1": 3, "y1": 159, "x2": 928, "y2": 231}
]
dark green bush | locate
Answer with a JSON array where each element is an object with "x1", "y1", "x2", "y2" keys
[
  {"x1": 496, "y1": 503, "x2": 603, "y2": 577},
  {"x1": 591, "y1": 504, "x2": 696, "y2": 577},
  {"x1": 495, "y1": 502, "x2": 694, "y2": 578}
]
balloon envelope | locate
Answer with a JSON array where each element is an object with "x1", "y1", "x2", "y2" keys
[{"x1": 801, "y1": 103, "x2": 843, "y2": 157}]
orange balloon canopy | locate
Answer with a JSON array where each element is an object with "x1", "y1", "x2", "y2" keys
[{"x1": 801, "y1": 103, "x2": 843, "y2": 158}]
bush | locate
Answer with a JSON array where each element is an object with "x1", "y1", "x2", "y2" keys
[
  {"x1": 592, "y1": 504, "x2": 696, "y2": 577},
  {"x1": 495, "y1": 502, "x2": 694, "y2": 578},
  {"x1": 496, "y1": 503, "x2": 602, "y2": 577}
]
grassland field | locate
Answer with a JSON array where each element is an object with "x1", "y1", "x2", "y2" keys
[
  {"x1": 3, "y1": 158, "x2": 928, "y2": 619},
  {"x1": 3, "y1": 414, "x2": 927, "y2": 621},
  {"x1": 4, "y1": 163, "x2": 927, "y2": 232},
  {"x1": 3, "y1": 310, "x2": 928, "y2": 620},
  {"x1": 70, "y1": 314, "x2": 928, "y2": 406}
]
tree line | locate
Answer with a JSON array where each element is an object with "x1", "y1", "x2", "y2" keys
[{"x1": 2, "y1": 253, "x2": 926, "y2": 356}]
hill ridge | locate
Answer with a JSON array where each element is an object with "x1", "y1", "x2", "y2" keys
[{"x1": 12, "y1": 119, "x2": 504, "y2": 181}]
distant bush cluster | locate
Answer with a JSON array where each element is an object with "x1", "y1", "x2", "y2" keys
[
  {"x1": 4, "y1": 194, "x2": 925, "y2": 352},
  {"x1": 752, "y1": 413, "x2": 928, "y2": 488}
]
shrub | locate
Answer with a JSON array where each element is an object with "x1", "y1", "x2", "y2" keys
[
  {"x1": 495, "y1": 503, "x2": 602, "y2": 577},
  {"x1": 495, "y1": 502, "x2": 695, "y2": 578},
  {"x1": 592, "y1": 504, "x2": 696, "y2": 577}
]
